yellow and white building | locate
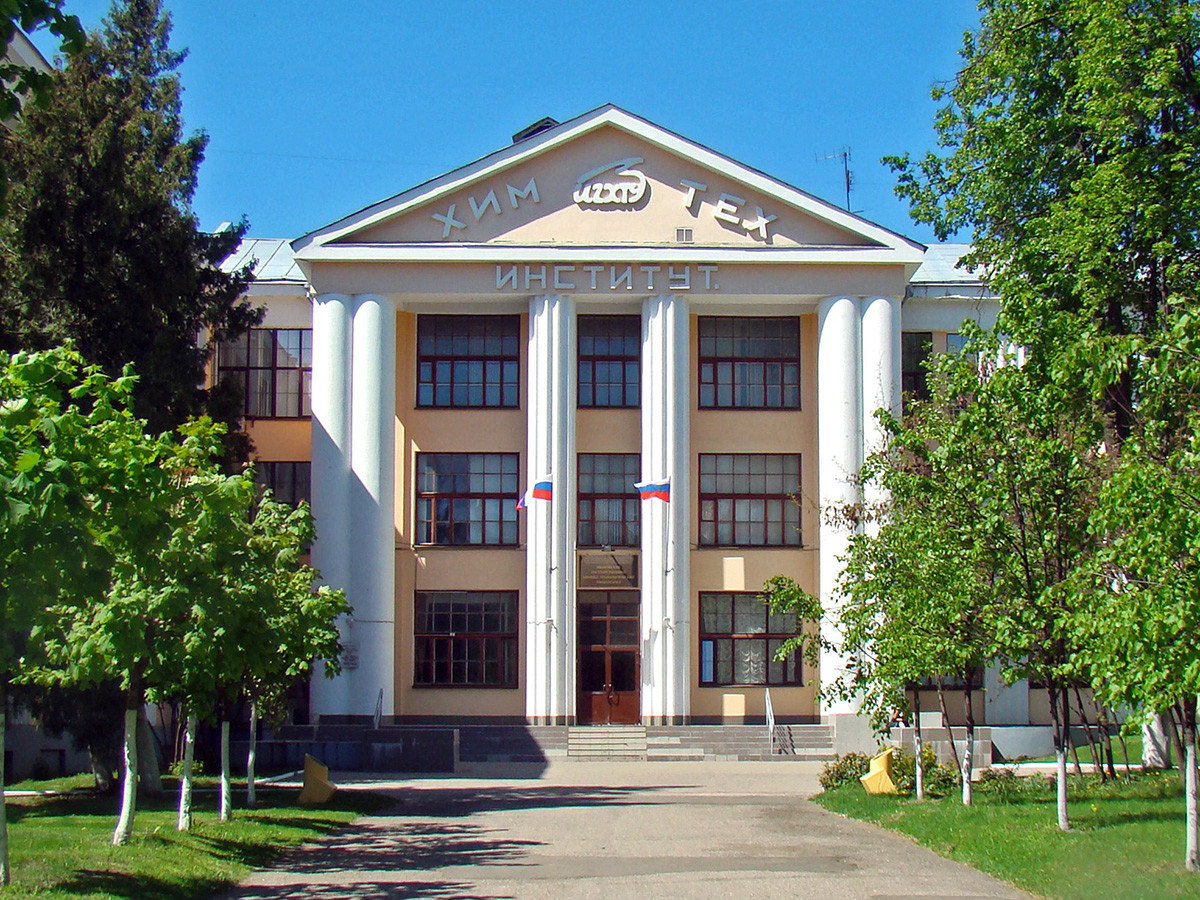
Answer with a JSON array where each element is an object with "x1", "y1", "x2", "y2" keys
[{"x1": 223, "y1": 106, "x2": 1003, "y2": 751}]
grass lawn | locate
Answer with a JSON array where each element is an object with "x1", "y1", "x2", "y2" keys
[
  {"x1": 1, "y1": 778, "x2": 393, "y2": 898},
  {"x1": 815, "y1": 770, "x2": 1200, "y2": 899}
]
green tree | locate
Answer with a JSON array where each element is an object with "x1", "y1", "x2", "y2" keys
[
  {"x1": 0, "y1": 0, "x2": 259, "y2": 442},
  {"x1": 0, "y1": 345, "x2": 149, "y2": 880}
]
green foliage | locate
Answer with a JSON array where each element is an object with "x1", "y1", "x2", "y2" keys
[
  {"x1": 0, "y1": 0, "x2": 259, "y2": 444},
  {"x1": 818, "y1": 752, "x2": 872, "y2": 790},
  {"x1": 891, "y1": 746, "x2": 960, "y2": 796}
]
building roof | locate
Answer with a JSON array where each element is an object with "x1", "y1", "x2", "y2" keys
[
  {"x1": 221, "y1": 237, "x2": 305, "y2": 283},
  {"x1": 909, "y1": 243, "x2": 980, "y2": 284}
]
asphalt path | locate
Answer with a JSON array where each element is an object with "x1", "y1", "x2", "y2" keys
[{"x1": 227, "y1": 761, "x2": 1031, "y2": 900}]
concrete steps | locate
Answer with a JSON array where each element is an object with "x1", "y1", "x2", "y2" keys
[{"x1": 567, "y1": 726, "x2": 648, "y2": 759}]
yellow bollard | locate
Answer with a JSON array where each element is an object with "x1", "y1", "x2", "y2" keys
[
  {"x1": 860, "y1": 747, "x2": 898, "y2": 794},
  {"x1": 296, "y1": 754, "x2": 337, "y2": 805}
]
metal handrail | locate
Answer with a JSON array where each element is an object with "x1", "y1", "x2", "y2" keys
[{"x1": 765, "y1": 687, "x2": 776, "y2": 754}]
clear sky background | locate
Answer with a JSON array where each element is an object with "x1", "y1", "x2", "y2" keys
[{"x1": 31, "y1": 1, "x2": 980, "y2": 245}]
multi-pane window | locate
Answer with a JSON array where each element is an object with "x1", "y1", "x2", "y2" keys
[
  {"x1": 414, "y1": 591, "x2": 518, "y2": 687},
  {"x1": 902, "y1": 332, "x2": 933, "y2": 402},
  {"x1": 219, "y1": 328, "x2": 312, "y2": 418},
  {"x1": 416, "y1": 453, "x2": 519, "y2": 546},
  {"x1": 416, "y1": 315, "x2": 520, "y2": 408},
  {"x1": 578, "y1": 315, "x2": 640, "y2": 408},
  {"x1": 699, "y1": 592, "x2": 801, "y2": 686},
  {"x1": 699, "y1": 454, "x2": 801, "y2": 547},
  {"x1": 698, "y1": 317, "x2": 800, "y2": 409},
  {"x1": 946, "y1": 332, "x2": 979, "y2": 368},
  {"x1": 255, "y1": 461, "x2": 311, "y2": 506},
  {"x1": 578, "y1": 454, "x2": 640, "y2": 547}
]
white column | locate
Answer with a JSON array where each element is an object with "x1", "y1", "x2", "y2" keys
[
  {"x1": 860, "y1": 296, "x2": 901, "y2": 465},
  {"x1": 309, "y1": 293, "x2": 353, "y2": 719},
  {"x1": 641, "y1": 295, "x2": 690, "y2": 725},
  {"x1": 525, "y1": 295, "x2": 575, "y2": 724},
  {"x1": 817, "y1": 296, "x2": 862, "y2": 720},
  {"x1": 346, "y1": 293, "x2": 397, "y2": 718}
]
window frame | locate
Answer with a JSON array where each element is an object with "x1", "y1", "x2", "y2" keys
[
  {"x1": 218, "y1": 327, "x2": 312, "y2": 420},
  {"x1": 577, "y1": 453, "x2": 640, "y2": 548},
  {"x1": 413, "y1": 591, "x2": 519, "y2": 688},
  {"x1": 902, "y1": 331, "x2": 933, "y2": 403},
  {"x1": 415, "y1": 452, "x2": 520, "y2": 547},
  {"x1": 698, "y1": 591, "x2": 803, "y2": 687},
  {"x1": 697, "y1": 316, "x2": 801, "y2": 410},
  {"x1": 577, "y1": 314, "x2": 641, "y2": 409},
  {"x1": 698, "y1": 453, "x2": 802, "y2": 548},
  {"x1": 254, "y1": 460, "x2": 311, "y2": 507},
  {"x1": 416, "y1": 314, "x2": 521, "y2": 409}
]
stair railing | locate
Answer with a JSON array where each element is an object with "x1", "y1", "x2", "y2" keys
[{"x1": 765, "y1": 687, "x2": 776, "y2": 754}]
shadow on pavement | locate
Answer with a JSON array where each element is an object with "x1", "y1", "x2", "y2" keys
[{"x1": 390, "y1": 783, "x2": 686, "y2": 817}]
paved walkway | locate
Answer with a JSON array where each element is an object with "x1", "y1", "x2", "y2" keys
[{"x1": 227, "y1": 761, "x2": 1031, "y2": 899}]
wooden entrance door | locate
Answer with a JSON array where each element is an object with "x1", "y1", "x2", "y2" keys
[{"x1": 576, "y1": 591, "x2": 640, "y2": 725}]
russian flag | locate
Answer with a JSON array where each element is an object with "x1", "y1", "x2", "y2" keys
[
  {"x1": 517, "y1": 478, "x2": 553, "y2": 510},
  {"x1": 634, "y1": 478, "x2": 670, "y2": 502}
]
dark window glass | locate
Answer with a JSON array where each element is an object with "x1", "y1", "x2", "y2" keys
[
  {"x1": 414, "y1": 591, "x2": 518, "y2": 687},
  {"x1": 578, "y1": 315, "x2": 640, "y2": 408},
  {"x1": 946, "y1": 332, "x2": 979, "y2": 368},
  {"x1": 417, "y1": 315, "x2": 520, "y2": 408},
  {"x1": 415, "y1": 453, "x2": 519, "y2": 546},
  {"x1": 255, "y1": 461, "x2": 311, "y2": 506},
  {"x1": 698, "y1": 592, "x2": 802, "y2": 686},
  {"x1": 219, "y1": 328, "x2": 312, "y2": 418},
  {"x1": 578, "y1": 453, "x2": 640, "y2": 547},
  {"x1": 698, "y1": 454, "x2": 801, "y2": 547},
  {"x1": 902, "y1": 332, "x2": 933, "y2": 403},
  {"x1": 698, "y1": 317, "x2": 800, "y2": 409}
]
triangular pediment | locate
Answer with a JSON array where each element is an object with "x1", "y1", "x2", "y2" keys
[{"x1": 293, "y1": 106, "x2": 922, "y2": 258}]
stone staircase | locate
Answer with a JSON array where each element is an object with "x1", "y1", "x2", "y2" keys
[
  {"x1": 646, "y1": 724, "x2": 836, "y2": 761},
  {"x1": 567, "y1": 725, "x2": 649, "y2": 759}
]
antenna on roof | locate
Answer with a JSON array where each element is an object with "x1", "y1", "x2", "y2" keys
[{"x1": 817, "y1": 147, "x2": 853, "y2": 212}]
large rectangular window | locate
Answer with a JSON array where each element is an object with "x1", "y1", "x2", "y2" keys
[
  {"x1": 578, "y1": 315, "x2": 640, "y2": 408},
  {"x1": 219, "y1": 328, "x2": 312, "y2": 418},
  {"x1": 699, "y1": 454, "x2": 801, "y2": 547},
  {"x1": 698, "y1": 317, "x2": 800, "y2": 409},
  {"x1": 699, "y1": 592, "x2": 801, "y2": 686},
  {"x1": 417, "y1": 315, "x2": 520, "y2": 408},
  {"x1": 414, "y1": 591, "x2": 518, "y2": 687},
  {"x1": 415, "y1": 453, "x2": 519, "y2": 546},
  {"x1": 902, "y1": 331, "x2": 933, "y2": 402},
  {"x1": 578, "y1": 453, "x2": 640, "y2": 547},
  {"x1": 254, "y1": 461, "x2": 311, "y2": 506}
]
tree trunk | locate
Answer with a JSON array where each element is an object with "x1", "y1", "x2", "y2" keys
[
  {"x1": 89, "y1": 752, "x2": 116, "y2": 793},
  {"x1": 1074, "y1": 686, "x2": 1104, "y2": 781},
  {"x1": 961, "y1": 684, "x2": 974, "y2": 807},
  {"x1": 219, "y1": 718, "x2": 231, "y2": 822},
  {"x1": 112, "y1": 671, "x2": 143, "y2": 846},
  {"x1": 1049, "y1": 684, "x2": 1070, "y2": 832},
  {"x1": 176, "y1": 714, "x2": 197, "y2": 832},
  {"x1": 913, "y1": 691, "x2": 925, "y2": 802},
  {"x1": 1184, "y1": 697, "x2": 1198, "y2": 872},
  {"x1": 0, "y1": 680, "x2": 10, "y2": 886},
  {"x1": 935, "y1": 682, "x2": 962, "y2": 774},
  {"x1": 1144, "y1": 710, "x2": 1174, "y2": 769},
  {"x1": 246, "y1": 702, "x2": 257, "y2": 809},
  {"x1": 135, "y1": 707, "x2": 163, "y2": 795}
]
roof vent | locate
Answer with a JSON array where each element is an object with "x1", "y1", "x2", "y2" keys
[{"x1": 512, "y1": 116, "x2": 559, "y2": 143}]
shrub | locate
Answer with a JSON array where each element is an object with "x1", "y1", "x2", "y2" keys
[
  {"x1": 819, "y1": 752, "x2": 872, "y2": 790},
  {"x1": 975, "y1": 766, "x2": 1048, "y2": 801},
  {"x1": 892, "y1": 746, "x2": 960, "y2": 796},
  {"x1": 169, "y1": 758, "x2": 205, "y2": 778}
]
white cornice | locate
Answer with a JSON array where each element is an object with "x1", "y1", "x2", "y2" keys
[
  {"x1": 296, "y1": 243, "x2": 925, "y2": 267},
  {"x1": 292, "y1": 105, "x2": 925, "y2": 258}
]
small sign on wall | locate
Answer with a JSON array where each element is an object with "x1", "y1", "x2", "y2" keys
[{"x1": 578, "y1": 552, "x2": 639, "y2": 589}]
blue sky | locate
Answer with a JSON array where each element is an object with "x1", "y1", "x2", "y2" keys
[{"x1": 32, "y1": 1, "x2": 980, "y2": 244}]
